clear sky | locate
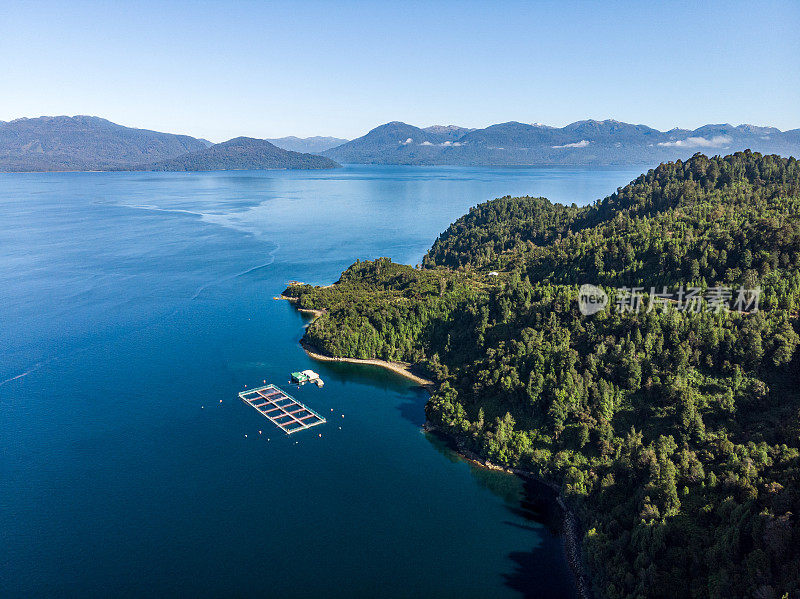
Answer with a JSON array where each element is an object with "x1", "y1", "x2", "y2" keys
[{"x1": 2, "y1": 0, "x2": 798, "y2": 142}]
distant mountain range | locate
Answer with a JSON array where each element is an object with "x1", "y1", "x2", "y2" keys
[
  {"x1": 0, "y1": 116, "x2": 211, "y2": 171},
  {"x1": 2, "y1": 115, "x2": 798, "y2": 172},
  {"x1": 137, "y1": 137, "x2": 339, "y2": 171},
  {"x1": 266, "y1": 135, "x2": 349, "y2": 154},
  {"x1": 323, "y1": 120, "x2": 800, "y2": 166},
  {"x1": 0, "y1": 116, "x2": 339, "y2": 172}
]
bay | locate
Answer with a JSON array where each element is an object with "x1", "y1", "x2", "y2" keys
[{"x1": 0, "y1": 165, "x2": 643, "y2": 598}]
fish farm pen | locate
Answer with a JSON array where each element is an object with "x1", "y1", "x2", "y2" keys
[{"x1": 239, "y1": 384, "x2": 326, "y2": 434}]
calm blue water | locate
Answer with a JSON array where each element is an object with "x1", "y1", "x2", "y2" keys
[{"x1": 0, "y1": 165, "x2": 642, "y2": 598}]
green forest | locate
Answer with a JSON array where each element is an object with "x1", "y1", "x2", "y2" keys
[{"x1": 285, "y1": 151, "x2": 800, "y2": 599}]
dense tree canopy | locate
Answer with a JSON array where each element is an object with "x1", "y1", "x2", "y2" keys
[{"x1": 286, "y1": 152, "x2": 800, "y2": 599}]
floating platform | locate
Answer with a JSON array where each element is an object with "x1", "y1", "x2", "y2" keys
[
  {"x1": 291, "y1": 369, "x2": 323, "y2": 386},
  {"x1": 239, "y1": 384, "x2": 326, "y2": 434}
]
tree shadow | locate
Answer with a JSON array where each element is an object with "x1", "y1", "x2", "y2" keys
[
  {"x1": 395, "y1": 386, "x2": 429, "y2": 427},
  {"x1": 503, "y1": 478, "x2": 578, "y2": 599},
  {"x1": 310, "y1": 358, "x2": 412, "y2": 391},
  {"x1": 423, "y1": 431, "x2": 579, "y2": 598},
  {"x1": 506, "y1": 477, "x2": 563, "y2": 535},
  {"x1": 302, "y1": 358, "x2": 431, "y2": 426},
  {"x1": 504, "y1": 547, "x2": 578, "y2": 599},
  {"x1": 502, "y1": 477, "x2": 580, "y2": 599}
]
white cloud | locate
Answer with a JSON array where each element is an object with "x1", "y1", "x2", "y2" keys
[
  {"x1": 552, "y1": 139, "x2": 591, "y2": 148},
  {"x1": 400, "y1": 139, "x2": 465, "y2": 148},
  {"x1": 657, "y1": 135, "x2": 732, "y2": 148}
]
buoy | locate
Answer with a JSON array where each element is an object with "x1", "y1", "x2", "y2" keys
[
  {"x1": 341, "y1": 414, "x2": 344, "y2": 418},
  {"x1": 259, "y1": 430, "x2": 262, "y2": 435},
  {"x1": 219, "y1": 400, "x2": 222, "y2": 403},
  {"x1": 263, "y1": 380, "x2": 266, "y2": 384},
  {"x1": 318, "y1": 433, "x2": 322, "y2": 437}
]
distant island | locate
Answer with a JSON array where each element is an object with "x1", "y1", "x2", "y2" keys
[
  {"x1": 3, "y1": 114, "x2": 800, "y2": 172},
  {"x1": 134, "y1": 137, "x2": 339, "y2": 171}
]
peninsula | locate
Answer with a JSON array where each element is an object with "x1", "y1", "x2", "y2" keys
[{"x1": 285, "y1": 151, "x2": 800, "y2": 599}]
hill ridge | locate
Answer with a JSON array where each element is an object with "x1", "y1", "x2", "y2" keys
[
  {"x1": 136, "y1": 137, "x2": 340, "y2": 171},
  {"x1": 323, "y1": 119, "x2": 800, "y2": 166}
]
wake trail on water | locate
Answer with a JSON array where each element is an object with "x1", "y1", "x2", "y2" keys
[
  {"x1": 189, "y1": 253, "x2": 277, "y2": 301},
  {"x1": 116, "y1": 202, "x2": 271, "y2": 239},
  {"x1": 0, "y1": 358, "x2": 57, "y2": 389},
  {"x1": 118, "y1": 203, "x2": 209, "y2": 218},
  {"x1": 2, "y1": 250, "x2": 280, "y2": 388},
  {"x1": 1, "y1": 200, "x2": 283, "y2": 390},
  {"x1": 115, "y1": 201, "x2": 283, "y2": 261},
  {"x1": 1, "y1": 252, "x2": 280, "y2": 389}
]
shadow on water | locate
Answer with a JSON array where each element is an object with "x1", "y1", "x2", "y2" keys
[
  {"x1": 297, "y1": 319, "x2": 578, "y2": 597},
  {"x1": 504, "y1": 548, "x2": 578, "y2": 599},
  {"x1": 424, "y1": 431, "x2": 525, "y2": 501},
  {"x1": 424, "y1": 431, "x2": 578, "y2": 599},
  {"x1": 310, "y1": 358, "x2": 408, "y2": 390},
  {"x1": 305, "y1": 358, "x2": 430, "y2": 426},
  {"x1": 507, "y1": 477, "x2": 563, "y2": 536},
  {"x1": 395, "y1": 387, "x2": 429, "y2": 427},
  {"x1": 502, "y1": 477, "x2": 578, "y2": 599}
]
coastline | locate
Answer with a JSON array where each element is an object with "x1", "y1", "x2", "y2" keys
[
  {"x1": 279, "y1": 294, "x2": 436, "y2": 389},
  {"x1": 422, "y1": 422, "x2": 593, "y2": 599},
  {"x1": 300, "y1": 339, "x2": 435, "y2": 390},
  {"x1": 281, "y1": 294, "x2": 591, "y2": 597}
]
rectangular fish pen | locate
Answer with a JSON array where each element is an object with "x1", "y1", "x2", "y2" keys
[{"x1": 239, "y1": 384, "x2": 326, "y2": 434}]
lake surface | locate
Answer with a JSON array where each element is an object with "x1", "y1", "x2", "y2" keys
[{"x1": 0, "y1": 165, "x2": 643, "y2": 598}]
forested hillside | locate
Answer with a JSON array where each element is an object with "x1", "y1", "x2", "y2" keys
[
  {"x1": 286, "y1": 152, "x2": 800, "y2": 599},
  {"x1": 425, "y1": 152, "x2": 800, "y2": 308}
]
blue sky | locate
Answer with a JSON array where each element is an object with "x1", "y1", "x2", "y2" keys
[{"x1": 2, "y1": 0, "x2": 798, "y2": 142}]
